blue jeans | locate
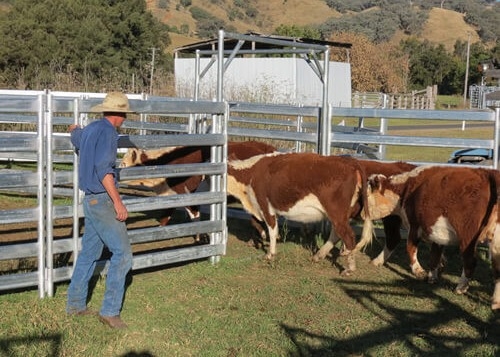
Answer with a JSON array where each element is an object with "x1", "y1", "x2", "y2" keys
[{"x1": 66, "y1": 192, "x2": 132, "y2": 317}]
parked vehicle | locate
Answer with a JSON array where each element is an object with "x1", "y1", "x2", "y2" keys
[{"x1": 448, "y1": 148, "x2": 493, "y2": 165}]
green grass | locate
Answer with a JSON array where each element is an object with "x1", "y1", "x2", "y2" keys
[
  {"x1": 0, "y1": 221, "x2": 498, "y2": 356},
  {"x1": 1, "y1": 125, "x2": 499, "y2": 356},
  {"x1": 436, "y1": 95, "x2": 464, "y2": 109}
]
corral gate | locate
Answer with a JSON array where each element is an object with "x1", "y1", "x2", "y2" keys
[{"x1": 0, "y1": 90, "x2": 228, "y2": 298}]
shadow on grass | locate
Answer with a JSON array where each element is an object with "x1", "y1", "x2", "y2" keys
[
  {"x1": 280, "y1": 265, "x2": 500, "y2": 356},
  {"x1": 0, "y1": 335, "x2": 156, "y2": 357},
  {"x1": 0, "y1": 334, "x2": 62, "y2": 357}
]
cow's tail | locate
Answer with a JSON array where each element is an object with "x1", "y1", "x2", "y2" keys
[
  {"x1": 480, "y1": 170, "x2": 500, "y2": 245},
  {"x1": 356, "y1": 165, "x2": 375, "y2": 251},
  {"x1": 478, "y1": 170, "x2": 500, "y2": 243}
]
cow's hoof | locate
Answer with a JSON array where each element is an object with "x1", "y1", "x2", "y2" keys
[
  {"x1": 371, "y1": 257, "x2": 384, "y2": 267},
  {"x1": 414, "y1": 272, "x2": 427, "y2": 280},
  {"x1": 427, "y1": 271, "x2": 439, "y2": 284},
  {"x1": 411, "y1": 265, "x2": 427, "y2": 280},
  {"x1": 491, "y1": 301, "x2": 500, "y2": 310},
  {"x1": 427, "y1": 276, "x2": 438, "y2": 284},
  {"x1": 340, "y1": 269, "x2": 353, "y2": 277},
  {"x1": 339, "y1": 246, "x2": 350, "y2": 257},
  {"x1": 264, "y1": 253, "x2": 274, "y2": 261},
  {"x1": 312, "y1": 253, "x2": 323, "y2": 262},
  {"x1": 455, "y1": 284, "x2": 469, "y2": 295}
]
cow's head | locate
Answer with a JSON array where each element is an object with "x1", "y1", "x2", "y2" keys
[
  {"x1": 120, "y1": 148, "x2": 145, "y2": 168},
  {"x1": 366, "y1": 174, "x2": 400, "y2": 220}
]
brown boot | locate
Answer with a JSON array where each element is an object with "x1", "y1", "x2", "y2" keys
[
  {"x1": 98, "y1": 315, "x2": 128, "y2": 329},
  {"x1": 67, "y1": 308, "x2": 97, "y2": 316}
]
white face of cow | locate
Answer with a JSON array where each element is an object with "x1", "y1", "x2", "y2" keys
[
  {"x1": 119, "y1": 148, "x2": 142, "y2": 168},
  {"x1": 119, "y1": 146, "x2": 180, "y2": 168},
  {"x1": 366, "y1": 174, "x2": 401, "y2": 220}
]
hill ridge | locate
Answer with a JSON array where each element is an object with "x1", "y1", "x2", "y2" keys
[{"x1": 149, "y1": 1, "x2": 482, "y2": 52}]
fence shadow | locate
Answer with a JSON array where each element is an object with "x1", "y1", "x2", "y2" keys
[
  {"x1": 0, "y1": 334, "x2": 62, "y2": 357},
  {"x1": 280, "y1": 268, "x2": 500, "y2": 356}
]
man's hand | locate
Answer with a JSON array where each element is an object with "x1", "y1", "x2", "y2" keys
[
  {"x1": 68, "y1": 124, "x2": 79, "y2": 132},
  {"x1": 114, "y1": 201, "x2": 128, "y2": 222},
  {"x1": 102, "y1": 174, "x2": 128, "y2": 222}
]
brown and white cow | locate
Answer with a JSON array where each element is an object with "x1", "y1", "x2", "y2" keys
[
  {"x1": 362, "y1": 165, "x2": 500, "y2": 310},
  {"x1": 119, "y1": 146, "x2": 179, "y2": 193},
  {"x1": 312, "y1": 159, "x2": 416, "y2": 263},
  {"x1": 119, "y1": 141, "x2": 278, "y2": 235},
  {"x1": 227, "y1": 152, "x2": 372, "y2": 276}
]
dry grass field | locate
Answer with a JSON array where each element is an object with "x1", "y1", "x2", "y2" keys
[{"x1": 150, "y1": 1, "x2": 481, "y2": 52}]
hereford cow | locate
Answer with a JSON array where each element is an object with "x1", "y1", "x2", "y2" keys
[
  {"x1": 227, "y1": 152, "x2": 373, "y2": 276},
  {"x1": 119, "y1": 141, "x2": 278, "y2": 238},
  {"x1": 120, "y1": 146, "x2": 179, "y2": 168},
  {"x1": 362, "y1": 165, "x2": 500, "y2": 310},
  {"x1": 120, "y1": 146, "x2": 179, "y2": 192},
  {"x1": 312, "y1": 159, "x2": 416, "y2": 263}
]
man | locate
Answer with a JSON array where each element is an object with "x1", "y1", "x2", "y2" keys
[{"x1": 66, "y1": 92, "x2": 133, "y2": 329}]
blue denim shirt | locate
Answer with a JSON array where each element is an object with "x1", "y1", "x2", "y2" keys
[{"x1": 71, "y1": 118, "x2": 118, "y2": 194}]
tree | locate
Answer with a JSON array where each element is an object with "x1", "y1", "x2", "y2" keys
[
  {"x1": 274, "y1": 24, "x2": 321, "y2": 40},
  {"x1": 320, "y1": 2, "x2": 428, "y2": 43},
  {"x1": 328, "y1": 32, "x2": 409, "y2": 93},
  {"x1": 0, "y1": 0, "x2": 171, "y2": 91},
  {"x1": 401, "y1": 38, "x2": 454, "y2": 93}
]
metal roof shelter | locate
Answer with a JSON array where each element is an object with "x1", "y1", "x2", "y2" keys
[{"x1": 174, "y1": 30, "x2": 352, "y2": 154}]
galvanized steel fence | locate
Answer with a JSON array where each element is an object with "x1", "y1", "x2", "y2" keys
[
  {"x1": 1, "y1": 90, "x2": 499, "y2": 298},
  {"x1": 0, "y1": 90, "x2": 228, "y2": 298}
]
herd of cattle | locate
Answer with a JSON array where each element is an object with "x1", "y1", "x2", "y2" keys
[{"x1": 119, "y1": 140, "x2": 500, "y2": 310}]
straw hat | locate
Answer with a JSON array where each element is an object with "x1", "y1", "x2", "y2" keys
[{"x1": 91, "y1": 92, "x2": 134, "y2": 113}]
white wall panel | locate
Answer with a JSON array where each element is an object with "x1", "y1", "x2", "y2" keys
[{"x1": 175, "y1": 57, "x2": 351, "y2": 107}]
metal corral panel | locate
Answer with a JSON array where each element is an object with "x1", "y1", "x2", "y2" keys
[
  {"x1": 131, "y1": 244, "x2": 225, "y2": 270},
  {"x1": 51, "y1": 220, "x2": 225, "y2": 255},
  {"x1": 0, "y1": 272, "x2": 40, "y2": 290},
  {"x1": 0, "y1": 207, "x2": 38, "y2": 224},
  {"x1": 0, "y1": 241, "x2": 38, "y2": 260},
  {"x1": 175, "y1": 57, "x2": 351, "y2": 106}
]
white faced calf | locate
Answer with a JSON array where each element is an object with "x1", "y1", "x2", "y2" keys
[{"x1": 363, "y1": 165, "x2": 500, "y2": 310}]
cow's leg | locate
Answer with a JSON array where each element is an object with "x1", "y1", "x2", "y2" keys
[
  {"x1": 455, "y1": 269, "x2": 470, "y2": 295},
  {"x1": 249, "y1": 216, "x2": 267, "y2": 248},
  {"x1": 456, "y1": 243, "x2": 477, "y2": 294},
  {"x1": 371, "y1": 215, "x2": 402, "y2": 266},
  {"x1": 265, "y1": 215, "x2": 279, "y2": 260},
  {"x1": 158, "y1": 208, "x2": 175, "y2": 226},
  {"x1": 331, "y1": 220, "x2": 357, "y2": 277},
  {"x1": 491, "y1": 224, "x2": 500, "y2": 309},
  {"x1": 185, "y1": 205, "x2": 204, "y2": 242},
  {"x1": 312, "y1": 228, "x2": 340, "y2": 262},
  {"x1": 407, "y1": 227, "x2": 427, "y2": 280},
  {"x1": 427, "y1": 243, "x2": 445, "y2": 284}
]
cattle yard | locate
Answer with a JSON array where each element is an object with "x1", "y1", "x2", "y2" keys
[
  {"x1": 1, "y1": 91, "x2": 500, "y2": 355},
  {"x1": 1, "y1": 91, "x2": 499, "y2": 289}
]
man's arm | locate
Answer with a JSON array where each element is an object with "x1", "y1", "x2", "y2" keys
[
  {"x1": 102, "y1": 173, "x2": 128, "y2": 222},
  {"x1": 68, "y1": 124, "x2": 83, "y2": 150}
]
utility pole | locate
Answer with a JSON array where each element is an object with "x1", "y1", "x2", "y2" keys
[
  {"x1": 463, "y1": 32, "x2": 470, "y2": 108},
  {"x1": 149, "y1": 48, "x2": 157, "y2": 95}
]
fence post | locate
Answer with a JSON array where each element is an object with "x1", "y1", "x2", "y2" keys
[
  {"x1": 494, "y1": 107, "x2": 500, "y2": 170},
  {"x1": 36, "y1": 93, "x2": 47, "y2": 298},
  {"x1": 45, "y1": 91, "x2": 55, "y2": 297}
]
